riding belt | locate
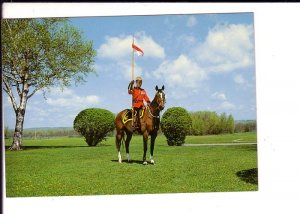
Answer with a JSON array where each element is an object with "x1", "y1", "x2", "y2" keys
[{"x1": 134, "y1": 100, "x2": 143, "y2": 103}]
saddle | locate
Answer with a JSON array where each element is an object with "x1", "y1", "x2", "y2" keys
[{"x1": 122, "y1": 108, "x2": 145, "y2": 125}]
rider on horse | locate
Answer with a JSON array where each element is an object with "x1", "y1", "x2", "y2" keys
[{"x1": 128, "y1": 76, "x2": 150, "y2": 131}]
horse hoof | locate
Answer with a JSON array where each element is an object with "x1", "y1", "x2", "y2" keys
[
  {"x1": 126, "y1": 154, "x2": 130, "y2": 163},
  {"x1": 150, "y1": 160, "x2": 155, "y2": 164},
  {"x1": 118, "y1": 159, "x2": 122, "y2": 163},
  {"x1": 143, "y1": 161, "x2": 148, "y2": 165}
]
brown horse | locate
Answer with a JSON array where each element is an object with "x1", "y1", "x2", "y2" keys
[{"x1": 115, "y1": 85, "x2": 166, "y2": 165}]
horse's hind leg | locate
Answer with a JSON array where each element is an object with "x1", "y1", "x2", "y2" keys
[
  {"x1": 125, "y1": 131, "x2": 132, "y2": 162},
  {"x1": 116, "y1": 129, "x2": 123, "y2": 163}
]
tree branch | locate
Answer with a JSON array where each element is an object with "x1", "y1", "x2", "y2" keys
[
  {"x1": 3, "y1": 77, "x2": 18, "y2": 112},
  {"x1": 16, "y1": 82, "x2": 22, "y2": 97},
  {"x1": 3, "y1": 73, "x2": 22, "y2": 84},
  {"x1": 27, "y1": 87, "x2": 40, "y2": 99}
]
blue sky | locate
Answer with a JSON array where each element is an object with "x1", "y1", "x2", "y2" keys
[{"x1": 3, "y1": 13, "x2": 256, "y2": 129}]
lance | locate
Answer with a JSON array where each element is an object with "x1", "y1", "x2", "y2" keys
[{"x1": 131, "y1": 35, "x2": 135, "y2": 128}]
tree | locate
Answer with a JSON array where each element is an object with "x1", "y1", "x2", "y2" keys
[
  {"x1": 234, "y1": 120, "x2": 256, "y2": 133},
  {"x1": 189, "y1": 111, "x2": 236, "y2": 135},
  {"x1": 73, "y1": 108, "x2": 115, "y2": 146},
  {"x1": 219, "y1": 112, "x2": 228, "y2": 134},
  {"x1": 2, "y1": 18, "x2": 96, "y2": 150},
  {"x1": 190, "y1": 111, "x2": 203, "y2": 135},
  {"x1": 4, "y1": 126, "x2": 10, "y2": 139},
  {"x1": 226, "y1": 114, "x2": 235, "y2": 134},
  {"x1": 161, "y1": 107, "x2": 192, "y2": 146}
]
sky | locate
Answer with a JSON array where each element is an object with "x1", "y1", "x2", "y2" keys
[{"x1": 3, "y1": 13, "x2": 256, "y2": 129}]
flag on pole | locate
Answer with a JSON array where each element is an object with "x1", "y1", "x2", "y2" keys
[{"x1": 132, "y1": 43, "x2": 144, "y2": 56}]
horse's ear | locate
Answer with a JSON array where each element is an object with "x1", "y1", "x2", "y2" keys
[
  {"x1": 155, "y1": 85, "x2": 158, "y2": 91},
  {"x1": 162, "y1": 85, "x2": 165, "y2": 91}
]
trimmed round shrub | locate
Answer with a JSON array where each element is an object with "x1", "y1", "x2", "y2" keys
[
  {"x1": 74, "y1": 108, "x2": 115, "y2": 146},
  {"x1": 161, "y1": 107, "x2": 192, "y2": 146}
]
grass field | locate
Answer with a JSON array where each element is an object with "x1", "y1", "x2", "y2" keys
[{"x1": 5, "y1": 132, "x2": 258, "y2": 197}]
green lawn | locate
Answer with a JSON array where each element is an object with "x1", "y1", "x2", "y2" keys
[
  {"x1": 185, "y1": 132, "x2": 257, "y2": 144},
  {"x1": 5, "y1": 133, "x2": 258, "y2": 197}
]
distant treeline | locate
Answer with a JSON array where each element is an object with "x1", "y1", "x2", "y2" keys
[
  {"x1": 188, "y1": 111, "x2": 256, "y2": 136},
  {"x1": 189, "y1": 111, "x2": 234, "y2": 135},
  {"x1": 4, "y1": 112, "x2": 256, "y2": 139},
  {"x1": 234, "y1": 120, "x2": 256, "y2": 133},
  {"x1": 4, "y1": 127, "x2": 80, "y2": 139}
]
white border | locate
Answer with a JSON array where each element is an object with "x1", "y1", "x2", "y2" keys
[
  {"x1": 3, "y1": 3, "x2": 300, "y2": 214},
  {"x1": 3, "y1": 3, "x2": 258, "y2": 18}
]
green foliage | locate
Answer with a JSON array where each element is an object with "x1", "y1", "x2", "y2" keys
[
  {"x1": 161, "y1": 107, "x2": 192, "y2": 146},
  {"x1": 2, "y1": 18, "x2": 96, "y2": 92},
  {"x1": 234, "y1": 120, "x2": 257, "y2": 133},
  {"x1": 189, "y1": 111, "x2": 235, "y2": 135},
  {"x1": 73, "y1": 108, "x2": 115, "y2": 146},
  {"x1": 4, "y1": 126, "x2": 10, "y2": 139},
  {"x1": 227, "y1": 114, "x2": 235, "y2": 134}
]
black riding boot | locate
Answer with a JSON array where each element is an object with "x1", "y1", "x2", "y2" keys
[
  {"x1": 131, "y1": 109, "x2": 138, "y2": 131},
  {"x1": 132, "y1": 108, "x2": 140, "y2": 131}
]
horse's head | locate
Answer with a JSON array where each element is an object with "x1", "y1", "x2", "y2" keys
[{"x1": 154, "y1": 85, "x2": 166, "y2": 111}]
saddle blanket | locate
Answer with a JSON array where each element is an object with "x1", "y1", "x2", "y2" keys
[{"x1": 122, "y1": 108, "x2": 145, "y2": 124}]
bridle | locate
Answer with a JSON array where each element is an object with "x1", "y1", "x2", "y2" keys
[
  {"x1": 147, "y1": 91, "x2": 165, "y2": 119},
  {"x1": 147, "y1": 106, "x2": 160, "y2": 119}
]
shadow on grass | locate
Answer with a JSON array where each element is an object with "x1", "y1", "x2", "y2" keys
[
  {"x1": 111, "y1": 159, "x2": 152, "y2": 165},
  {"x1": 236, "y1": 168, "x2": 258, "y2": 185},
  {"x1": 5, "y1": 144, "x2": 111, "y2": 150}
]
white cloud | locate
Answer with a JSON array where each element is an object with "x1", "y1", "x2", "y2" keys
[
  {"x1": 96, "y1": 32, "x2": 165, "y2": 82},
  {"x1": 169, "y1": 90, "x2": 194, "y2": 100},
  {"x1": 192, "y1": 23, "x2": 254, "y2": 73},
  {"x1": 153, "y1": 23, "x2": 254, "y2": 92},
  {"x1": 178, "y1": 34, "x2": 197, "y2": 46},
  {"x1": 118, "y1": 61, "x2": 142, "y2": 81},
  {"x1": 97, "y1": 35, "x2": 131, "y2": 59},
  {"x1": 45, "y1": 88, "x2": 101, "y2": 108},
  {"x1": 211, "y1": 92, "x2": 227, "y2": 101},
  {"x1": 234, "y1": 74, "x2": 246, "y2": 84},
  {"x1": 135, "y1": 32, "x2": 165, "y2": 59},
  {"x1": 234, "y1": 74, "x2": 253, "y2": 88},
  {"x1": 26, "y1": 105, "x2": 50, "y2": 117},
  {"x1": 186, "y1": 16, "x2": 197, "y2": 28},
  {"x1": 85, "y1": 95, "x2": 100, "y2": 104},
  {"x1": 97, "y1": 32, "x2": 165, "y2": 60},
  {"x1": 153, "y1": 54, "x2": 206, "y2": 89},
  {"x1": 46, "y1": 96, "x2": 100, "y2": 108},
  {"x1": 220, "y1": 101, "x2": 236, "y2": 110},
  {"x1": 23, "y1": 90, "x2": 95, "y2": 127},
  {"x1": 211, "y1": 91, "x2": 236, "y2": 111}
]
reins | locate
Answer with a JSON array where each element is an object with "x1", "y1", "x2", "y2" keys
[{"x1": 146, "y1": 105, "x2": 160, "y2": 118}]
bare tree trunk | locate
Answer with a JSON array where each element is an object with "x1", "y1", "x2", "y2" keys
[
  {"x1": 9, "y1": 80, "x2": 29, "y2": 151},
  {"x1": 10, "y1": 109, "x2": 26, "y2": 150}
]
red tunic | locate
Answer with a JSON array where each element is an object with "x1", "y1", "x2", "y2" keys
[{"x1": 128, "y1": 87, "x2": 150, "y2": 108}]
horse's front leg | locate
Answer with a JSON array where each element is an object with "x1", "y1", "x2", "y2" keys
[
  {"x1": 150, "y1": 132, "x2": 157, "y2": 164},
  {"x1": 143, "y1": 131, "x2": 149, "y2": 165}
]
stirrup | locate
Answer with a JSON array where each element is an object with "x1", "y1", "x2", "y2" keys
[
  {"x1": 131, "y1": 125, "x2": 137, "y2": 131},
  {"x1": 132, "y1": 123, "x2": 140, "y2": 132}
]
